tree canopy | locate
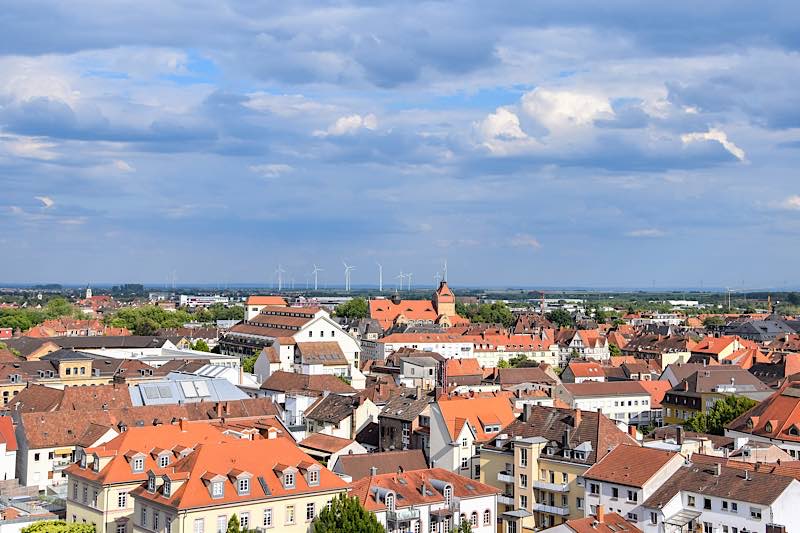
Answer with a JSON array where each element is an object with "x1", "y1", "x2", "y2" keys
[
  {"x1": 684, "y1": 395, "x2": 757, "y2": 435},
  {"x1": 22, "y1": 521, "x2": 95, "y2": 533},
  {"x1": 0, "y1": 297, "x2": 80, "y2": 331},
  {"x1": 546, "y1": 309, "x2": 575, "y2": 328},
  {"x1": 456, "y1": 301, "x2": 515, "y2": 327},
  {"x1": 702, "y1": 315, "x2": 726, "y2": 328},
  {"x1": 334, "y1": 297, "x2": 369, "y2": 319},
  {"x1": 194, "y1": 303, "x2": 244, "y2": 322},
  {"x1": 106, "y1": 305, "x2": 194, "y2": 335},
  {"x1": 313, "y1": 493, "x2": 385, "y2": 533}
]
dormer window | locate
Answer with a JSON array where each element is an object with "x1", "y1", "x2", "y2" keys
[
  {"x1": 163, "y1": 479, "x2": 172, "y2": 497},
  {"x1": 158, "y1": 454, "x2": 170, "y2": 468},
  {"x1": 132, "y1": 457, "x2": 144, "y2": 473},
  {"x1": 238, "y1": 478, "x2": 250, "y2": 495},
  {"x1": 765, "y1": 422, "x2": 774, "y2": 433},
  {"x1": 80, "y1": 453, "x2": 87, "y2": 468},
  {"x1": 385, "y1": 492, "x2": 395, "y2": 511},
  {"x1": 211, "y1": 481, "x2": 224, "y2": 498},
  {"x1": 92, "y1": 456, "x2": 100, "y2": 472},
  {"x1": 789, "y1": 425, "x2": 800, "y2": 437},
  {"x1": 284, "y1": 472, "x2": 295, "y2": 489},
  {"x1": 308, "y1": 469, "x2": 319, "y2": 486},
  {"x1": 147, "y1": 474, "x2": 156, "y2": 493}
]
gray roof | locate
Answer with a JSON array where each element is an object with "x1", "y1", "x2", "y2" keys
[
  {"x1": 128, "y1": 373, "x2": 248, "y2": 406},
  {"x1": 53, "y1": 336, "x2": 173, "y2": 349},
  {"x1": 379, "y1": 394, "x2": 428, "y2": 421}
]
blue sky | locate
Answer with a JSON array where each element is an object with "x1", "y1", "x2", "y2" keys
[{"x1": 1, "y1": 1, "x2": 800, "y2": 288}]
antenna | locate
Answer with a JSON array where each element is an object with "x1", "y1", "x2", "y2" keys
[
  {"x1": 312, "y1": 264, "x2": 323, "y2": 291},
  {"x1": 376, "y1": 262, "x2": 383, "y2": 292},
  {"x1": 342, "y1": 261, "x2": 355, "y2": 292}
]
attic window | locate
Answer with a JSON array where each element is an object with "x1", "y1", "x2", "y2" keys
[
  {"x1": 80, "y1": 454, "x2": 87, "y2": 469},
  {"x1": 237, "y1": 478, "x2": 250, "y2": 495},
  {"x1": 158, "y1": 455, "x2": 170, "y2": 468},
  {"x1": 211, "y1": 481, "x2": 224, "y2": 498},
  {"x1": 147, "y1": 474, "x2": 156, "y2": 493},
  {"x1": 789, "y1": 425, "x2": 800, "y2": 437},
  {"x1": 93, "y1": 457, "x2": 100, "y2": 472},
  {"x1": 747, "y1": 419, "x2": 754, "y2": 430},
  {"x1": 307, "y1": 469, "x2": 319, "y2": 486},
  {"x1": 283, "y1": 472, "x2": 295, "y2": 489},
  {"x1": 163, "y1": 479, "x2": 171, "y2": 497},
  {"x1": 132, "y1": 457, "x2": 144, "y2": 473},
  {"x1": 765, "y1": 422, "x2": 773, "y2": 433}
]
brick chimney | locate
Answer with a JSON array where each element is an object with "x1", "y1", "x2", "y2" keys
[
  {"x1": 595, "y1": 505, "x2": 605, "y2": 523},
  {"x1": 574, "y1": 409, "x2": 582, "y2": 427}
]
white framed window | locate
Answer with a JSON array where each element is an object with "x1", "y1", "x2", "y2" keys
[
  {"x1": 461, "y1": 437, "x2": 468, "y2": 447},
  {"x1": 140, "y1": 507, "x2": 147, "y2": 526},
  {"x1": 470, "y1": 512, "x2": 478, "y2": 527},
  {"x1": 216, "y1": 515, "x2": 226, "y2": 533},
  {"x1": 308, "y1": 469, "x2": 319, "y2": 485},
  {"x1": 212, "y1": 481, "x2": 224, "y2": 498},
  {"x1": 117, "y1": 491, "x2": 127, "y2": 508},
  {"x1": 286, "y1": 505, "x2": 295, "y2": 524},
  {"x1": 461, "y1": 457, "x2": 468, "y2": 469},
  {"x1": 520, "y1": 495, "x2": 528, "y2": 509},
  {"x1": 750, "y1": 507, "x2": 762, "y2": 520},
  {"x1": 284, "y1": 472, "x2": 295, "y2": 488},
  {"x1": 263, "y1": 508, "x2": 273, "y2": 528},
  {"x1": 132, "y1": 457, "x2": 144, "y2": 472},
  {"x1": 240, "y1": 513, "x2": 250, "y2": 529},
  {"x1": 159, "y1": 455, "x2": 170, "y2": 468},
  {"x1": 238, "y1": 478, "x2": 250, "y2": 495},
  {"x1": 148, "y1": 475, "x2": 156, "y2": 492},
  {"x1": 194, "y1": 518, "x2": 205, "y2": 533},
  {"x1": 116, "y1": 524, "x2": 126, "y2": 533},
  {"x1": 163, "y1": 480, "x2": 171, "y2": 497},
  {"x1": 153, "y1": 512, "x2": 159, "y2": 531},
  {"x1": 483, "y1": 509, "x2": 491, "y2": 525},
  {"x1": 306, "y1": 502, "x2": 315, "y2": 521}
]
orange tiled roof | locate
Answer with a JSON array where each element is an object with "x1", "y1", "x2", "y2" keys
[
  {"x1": 446, "y1": 358, "x2": 482, "y2": 376},
  {"x1": 567, "y1": 361, "x2": 604, "y2": 378},
  {"x1": 583, "y1": 444, "x2": 678, "y2": 488},
  {"x1": 436, "y1": 395, "x2": 515, "y2": 443},
  {"x1": 246, "y1": 296, "x2": 288, "y2": 306}
]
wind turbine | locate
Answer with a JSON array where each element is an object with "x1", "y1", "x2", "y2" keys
[
  {"x1": 376, "y1": 262, "x2": 383, "y2": 292},
  {"x1": 407, "y1": 272, "x2": 413, "y2": 291},
  {"x1": 275, "y1": 265, "x2": 286, "y2": 291},
  {"x1": 343, "y1": 261, "x2": 355, "y2": 292},
  {"x1": 442, "y1": 260, "x2": 448, "y2": 283},
  {"x1": 396, "y1": 271, "x2": 405, "y2": 291},
  {"x1": 312, "y1": 264, "x2": 323, "y2": 291},
  {"x1": 434, "y1": 271, "x2": 442, "y2": 285}
]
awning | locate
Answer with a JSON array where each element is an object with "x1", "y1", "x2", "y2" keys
[
  {"x1": 665, "y1": 510, "x2": 701, "y2": 527},
  {"x1": 54, "y1": 448, "x2": 73, "y2": 455}
]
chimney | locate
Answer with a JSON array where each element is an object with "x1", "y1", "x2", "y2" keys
[
  {"x1": 744, "y1": 470, "x2": 751, "y2": 481},
  {"x1": 676, "y1": 426, "x2": 684, "y2": 445},
  {"x1": 370, "y1": 466, "x2": 378, "y2": 476},
  {"x1": 216, "y1": 402, "x2": 223, "y2": 418},
  {"x1": 574, "y1": 409, "x2": 582, "y2": 428},
  {"x1": 714, "y1": 462, "x2": 721, "y2": 476},
  {"x1": 179, "y1": 418, "x2": 186, "y2": 432},
  {"x1": 628, "y1": 425, "x2": 638, "y2": 439},
  {"x1": 595, "y1": 505, "x2": 605, "y2": 523},
  {"x1": 523, "y1": 404, "x2": 533, "y2": 422},
  {"x1": 239, "y1": 365, "x2": 244, "y2": 385}
]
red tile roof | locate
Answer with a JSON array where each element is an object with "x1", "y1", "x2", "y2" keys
[
  {"x1": 583, "y1": 444, "x2": 678, "y2": 488},
  {"x1": 436, "y1": 395, "x2": 516, "y2": 443},
  {"x1": 0, "y1": 416, "x2": 17, "y2": 451},
  {"x1": 245, "y1": 296, "x2": 288, "y2": 306},
  {"x1": 299, "y1": 433, "x2": 355, "y2": 454}
]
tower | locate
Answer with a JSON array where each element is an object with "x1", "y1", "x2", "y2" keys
[
  {"x1": 85, "y1": 286, "x2": 92, "y2": 299},
  {"x1": 433, "y1": 281, "x2": 455, "y2": 316}
]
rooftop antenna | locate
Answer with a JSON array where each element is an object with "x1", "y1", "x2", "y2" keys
[
  {"x1": 312, "y1": 264, "x2": 323, "y2": 291},
  {"x1": 377, "y1": 262, "x2": 383, "y2": 292},
  {"x1": 275, "y1": 265, "x2": 285, "y2": 291},
  {"x1": 343, "y1": 261, "x2": 355, "y2": 292}
]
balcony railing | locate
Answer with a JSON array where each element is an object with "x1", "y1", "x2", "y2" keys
[
  {"x1": 497, "y1": 471, "x2": 515, "y2": 484},
  {"x1": 532, "y1": 479, "x2": 569, "y2": 492},
  {"x1": 388, "y1": 507, "x2": 421, "y2": 523},
  {"x1": 532, "y1": 503, "x2": 570, "y2": 516},
  {"x1": 497, "y1": 495, "x2": 515, "y2": 506}
]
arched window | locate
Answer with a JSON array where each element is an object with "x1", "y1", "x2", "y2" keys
[
  {"x1": 483, "y1": 509, "x2": 491, "y2": 525},
  {"x1": 444, "y1": 486, "x2": 452, "y2": 506},
  {"x1": 470, "y1": 512, "x2": 478, "y2": 527},
  {"x1": 385, "y1": 493, "x2": 395, "y2": 511}
]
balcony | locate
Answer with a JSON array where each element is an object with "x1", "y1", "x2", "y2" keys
[
  {"x1": 387, "y1": 507, "x2": 421, "y2": 523},
  {"x1": 497, "y1": 471, "x2": 515, "y2": 484},
  {"x1": 532, "y1": 503, "x2": 570, "y2": 516},
  {"x1": 498, "y1": 494, "x2": 515, "y2": 506},
  {"x1": 532, "y1": 480, "x2": 569, "y2": 492}
]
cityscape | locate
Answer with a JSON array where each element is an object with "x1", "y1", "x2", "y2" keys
[{"x1": 2, "y1": 2, "x2": 800, "y2": 533}]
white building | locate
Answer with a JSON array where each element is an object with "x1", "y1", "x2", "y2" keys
[
  {"x1": 351, "y1": 467, "x2": 499, "y2": 533},
  {"x1": 555, "y1": 382, "x2": 653, "y2": 426},
  {"x1": 642, "y1": 460, "x2": 800, "y2": 533},
  {"x1": 178, "y1": 294, "x2": 229, "y2": 308},
  {"x1": 582, "y1": 445, "x2": 685, "y2": 528},
  {"x1": 370, "y1": 333, "x2": 475, "y2": 361},
  {"x1": 0, "y1": 418, "x2": 17, "y2": 482}
]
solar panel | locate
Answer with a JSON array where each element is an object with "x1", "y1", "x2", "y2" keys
[
  {"x1": 143, "y1": 386, "x2": 160, "y2": 400},
  {"x1": 194, "y1": 380, "x2": 210, "y2": 397},
  {"x1": 157, "y1": 385, "x2": 173, "y2": 398}
]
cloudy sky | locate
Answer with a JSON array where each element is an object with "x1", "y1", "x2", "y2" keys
[{"x1": 2, "y1": 1, "x2": 800, "y2": 288}]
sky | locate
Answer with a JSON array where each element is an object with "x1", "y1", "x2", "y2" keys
[{"x1": 1, "y1": 1, "x2": 800, "y2": 288}]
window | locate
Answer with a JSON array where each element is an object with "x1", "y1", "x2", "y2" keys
[
  {"x1": 731, "y1": 502, "x2": 738, "y2": 512},
  {"x1": 82, "y1": 486, "x2": 87, "y2": 504},
  {"x1": 72, "y1": 483, "x2": 78, "y2": 500},
  {"x1": 461, "y1": 457, "x2": 468, "y2": 469},
  {"x1": 116, "y1": 524, "x2": 126, "y2": 533},
  {"x1": 484, "y1": 510, "x2": 491, "y2": 525},
  {"x1": 750, "y1": 507, "x2": 762, "y2": 520},
  {"x1": 159, "y1": 455, "x2": 170, "y2": 468},
  {"x1": 650, "y1": 512, "x2": 657, "y2": 525},
  {"x1": 520, "y1": 495, "x2": 528, "y2": 509},
  {"x1": 238, "y1": 477, "x2": 250, "y2": 495},
  {"x1": 163, "y1": 480, "x2": 171, "y2": 497},
  {"x1": 263, "y1": 508, "x2": 273, "y2": 528},
  {"x1": 284, "y1": 472, "x2": 295, "y2": 488},
  {"x1": 308, "y1": 331, "x2": 313, "y2": 337},
  {"x1": 627, "y1": 490, "x2": 638, "y2": 502},
  {"x1": 562, "y1": 472, "x2": 568, "y2": 483},
  {"x1": 590, "y1": 483, "x2": 599, "y2": 495},
  {"x1": 286, "y1": 505, "x2": 295, "y2": 524},
  {"x1": 611, "y1": 487, "x2": 619, "y2": 499},
  {"x1": 704, "y1": 498, "x2": 711, "y2": 510},
  {"x1": 385, "y1": 493, "x2": 395, "y2": 511},
  {"x1": 722, "y1": 500, "x2": 729, "y2": 511},
  {"x1": 519, "y1": 447, "x2": 528, "y2": 467},
  {"x1": 141, "y1": 507, "x2": 147, "y2": 526},
  {"x1": 133, "y1": 457, "x2": 144, "y2": 472},
  {"x1": 92, "y1": 490, "x2": 98, "y2": 507},
  {"x1": 216, "y1": 516, "x2": 226, "y2": 533},
  {"x1": 627, "y1": 513, "x2": 638, "y2": 521},
  {"x1": 306, "y1": 502, "x2": 316, "y2": 521},
  {"x1": 212, "y1": 481, "x2": 224, "y2": 498},
  {"x1": 240, "y1": 513, "x2": 249, "y2": 529},
  {"x1": 470, "y1": 512, "x2": 478, "y2": 527},
  {"x1": 520, "y1": 473, "x2": 527, "y2": 488},
  {"x1": 462, "y1": 437, "x2": 468, "y2": 447},
  {"x1": 194, "y1": 518, "x2": 205, "y2": 533},
  {"x1": 34, "y1": 453, "x2": 40, "y2": 461},
  {"x1": 576, "y1": 497, "x2": 584, "y2": 510},
  {"x1": 165, "y1": 516, "x2": 172, "y2": 533},
  {"x1": 687, "y1": 495, "x2": 695, "y2": 507},
  {"x1": 153, "y1": 512, "x2": 159, "y2": 531},
  {"x1": 704, "y1": 522, "x2": 713, "y2": 533},
  {"x1": 308, "y1": 469, "x2": 319, "y2": 485},
  {"x1": 148, "y1": 475, "x2": 156, "y2": 492}
]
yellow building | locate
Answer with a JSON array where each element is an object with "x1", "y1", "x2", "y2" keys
[
  {"x1": 479, "y1": 406, "x2": 637, "y2": 533},
  {"x1": 124, "y1": 437, "x2": 348, "y2": 533}
]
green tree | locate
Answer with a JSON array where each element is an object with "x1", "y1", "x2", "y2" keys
[
  {"x1": 456, "y1": 301, "x2": 515, "y2": 328},
  {"x1": 702, "y1": 315, "x2": 726, "y2": 328},
  {"x1": 788, "y1": 292, "x2": 800, "y2": 306},
  {"x1": 226, "y1": 514, "x2": 240, "y2": 533},
  {"x1": 192, "y1": 339, "x2": 210, "y2": 352},
  {"x1": 546, "y1": 309, "x2": 574, "y2": 328},
  {"x1": 455, "y1": 519, "x2": 473, "y2": 533},
  {"x1": 609, "y1": 344, "x2": 622, "y2": 357},
  {"x1": 242, "y1": 355, "x2": 257, "y2": 373},
  {"x1": 313, "y1": 493, "x2": 385, "y2": 533},
  {"x1": 43, "y1": 297, "x2": 78, "y2": 319},
  {"x1": 107, "y1": 305, "x2": 194, "y2": 334},
  {"x1": 497, "y1": 359, "x2": 510, "y2": 368},
  {"x1": 684, "y1": 395, "x2": 758, "y2": 435},
  {"x1": 334, "y1": 298, "x2": 369, "y2": 319},
  {"x1": 22, "y1": 521, "x2": 95, "y2": 533}
]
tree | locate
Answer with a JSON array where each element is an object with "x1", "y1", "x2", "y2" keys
[
  {"x1": 334, "y1": 298, "x2": 369, "y2": 319},
  {"x1": 457, "y1": 301, "x2": 515, "y2": 328},
  {"x1": 22, "y1": 522, "x2": 95, "y2": 533},
  {"x1": 44, "y1": 297, "x2": 78, "y2": 319},
  {"x1": 242, "y1": 355, "x2": 257, "y2": 373},
  {"x1": 497, "y1": 359, "x2": 510, "y2": 369},
  {"x1": 609, "y1": 344, "x2": 622, "y2": 357},
  {"x1": 107, "y1": 305, "x2": 194, "y2": 334},
  {"x1": 702, "y1": 315, "x2": 726, "y2": 328},
  {"x1": 226, "y1": 514, "x2": 240, "y2": 533},
  {"x1": 546, "y1": 309, "x2": 574, "y2": 328},
  {"x1": 455, "y1": 519, "x2": 473, "y2": 533},
  {"x1": 313, "y1": 493, "x2": 386, "y2": 533},
  {"x1": 788, "y1": 292, "x2": 800, "y2": 306},
  {"x1": 684, "y1": 395, "x2": 757, "y2": 435},
  {"x1": 192, "y1": 339, "x2": 210, "y2": 352}
]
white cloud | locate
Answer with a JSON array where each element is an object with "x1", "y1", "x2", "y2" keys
[
  {"x1": 477, "y1": 107, "x2": 536, "y2": 155},
  {"x1": 521, "y1": 88, "x2": 614, "y2": 132},
  {"x1": 113, "y1": 160, "x2": 135, "y2": 172},
  {"x1": 1, "y1": 134, "x2": 58, "y2": 160},
  {"x1": 509, "y1": 233, "x2": 542, "y2": 249},
  {"x1": 626, "y1": 228, "x2": 665, "y2": 238},
  {"x1": 314, "y1": 113, "x2": 378, "y2": 137},
  {"x1": 775, "y1": 195, "x2": 800, "y2": 211},
  {"x1": 34, "y1": 196, "x2": 55, "y2": 209},
  {"x1": 249, "y1": 163, "x2": 294, "y2": 178},
  {"x1": 681, "y1": 127, "x2": 746, "y2": 161}
]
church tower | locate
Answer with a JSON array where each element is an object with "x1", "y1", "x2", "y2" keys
[
  {"x1": 433, "y1": 281, "x2": 456, "y2": 316},
  {"x1": 85, "y1": 286, "x2": 92, "y2": 299}
]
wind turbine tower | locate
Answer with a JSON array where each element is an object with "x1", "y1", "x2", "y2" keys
[
  {"x1": 275, "y1": 265, "x2": 286, "y2": 291},
  {"x1": 343, "y1": 261, "x2": 355, "y2": 292},
  {"x1": 396, "y1": 271, "x2": 405, "y2": 291},
  {"x1": 312, "y1": 264, "x2": 323, "y2": 291},
  {"x1": 376, "y1": 263, "x2": 383, "y2": 292},
  {"x1": 407, "y1": 272, "x2": 413, "y2": 291}
]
